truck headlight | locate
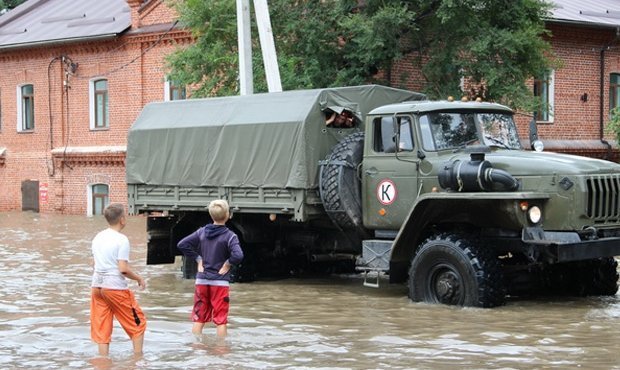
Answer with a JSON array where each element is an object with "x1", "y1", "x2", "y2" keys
[
  {"x1": 528, "y1": 206, "x2": 542, "y2": 224},
  {"x1": 532, "y1": 140, "x2": 544, "y2": 152}
]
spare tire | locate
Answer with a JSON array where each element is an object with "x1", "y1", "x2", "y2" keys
[{"x1": 319, "y1": 132, "x2": 365, "y2": 234}]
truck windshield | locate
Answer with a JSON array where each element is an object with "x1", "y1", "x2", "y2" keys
[{"x1": 419, "y1": 111, "x2": 521, "y2": 151}]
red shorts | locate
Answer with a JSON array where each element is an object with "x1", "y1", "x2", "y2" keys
[
  {"x1": 193, "y1": 285, "x2": 230, "y2": 325},
  {"x1": 90, "y1": 288, "x2": 146, "y2": 344}
]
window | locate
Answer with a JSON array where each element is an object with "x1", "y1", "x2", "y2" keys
[
  {"x1": 373, "y1": 116, "x2": 396, "y2": 153},
  {"x1": 610, "y1": 73, "x2": 620, "y2": 112},
  {"x1": 17, "y1": 84, "x2": 34, "y2": 131},
  {"x1": 533, "y1": 70, "x2": 554, "y2": 122},
  {"x1": 418, "y1": 112, "x2": 521, "y2": 151},
  {"x1": 89, "y1": 184, "x2": 109, "y2": 216},
  {"x1": 398, "y1": 117, "x2": 414, "y2": 152},
  {"x1": 372, "y1": 116, "x2": 413, "y2": 153},
  {"x1": 164, "y1": 79, "x2": 186, "y2": 101},
  {"x1": 90, "y1": 78, "x2": 109, "y2": 129}
]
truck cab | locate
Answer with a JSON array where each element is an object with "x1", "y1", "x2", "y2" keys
[{"x1": 350, "y1": 100, "x2": 620, "y2": 307}]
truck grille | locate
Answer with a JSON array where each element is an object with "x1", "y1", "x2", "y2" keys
[{"x1": 586, "y1": 175, "x2": 620, "y2": 223}]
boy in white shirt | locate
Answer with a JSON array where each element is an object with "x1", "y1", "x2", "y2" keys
[{"x1": 90, "y1": 203, "x2": 146, "y2": 356}]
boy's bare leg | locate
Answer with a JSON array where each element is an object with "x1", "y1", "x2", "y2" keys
[
  {"x1": 132, "y1": 333, "x2": 144, "y2": 354},
  {"x1": 216, "y1": 324, "x2": 227, "y2": 337},
  {"x1": 192, "y1": 322, "x2": 206, "y2": 335},
  {"x1": 98, "y1": 343, "x2": 110, "y2": 356}
]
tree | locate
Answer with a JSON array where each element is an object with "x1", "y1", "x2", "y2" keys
[
  {"x1": 165, "y1": 0, "x2": 554, "y2": 111},
  {"x1": 0, "y1": 0, "x2": 26, "y2": 13}
]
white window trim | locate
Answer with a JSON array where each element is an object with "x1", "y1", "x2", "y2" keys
[
  {"x1": 538, "y1": 69, "x2": 555, "y2": 123},
  {"x1": 87, "y1": 183, "x2": 109, "y2": 216},
  {"x1": 89, "y1": 77, "x2": 108, "y2": 130},
  {"x1": 16, "y1": 84, "x2": 33, "y2": 132},
  {"x1": 164, "y1": 79, "x2": 172, "y2": 101},
  {"x1": 86, "y1": 183, "x2": 94, "y2": 216}
]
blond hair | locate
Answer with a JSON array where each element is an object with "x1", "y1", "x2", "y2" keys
[
  {"x1": 104, "y1": 203, "x2": 125, "y2": 225},
  {"x1": 208, "y1": 199, "x2": 230, "y2": 223}
]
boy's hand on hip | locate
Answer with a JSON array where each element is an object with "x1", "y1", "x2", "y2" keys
[
  {"x1": 138, "y1": 277, "x2": 146, "y2": 290},
  {"x1": 218, "y1": 261, "x2": 231, "y2": 275}
]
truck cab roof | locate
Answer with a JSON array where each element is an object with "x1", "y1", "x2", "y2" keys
[{"x1": 368, "y1": 100, "x2": 514, "y2": 115}]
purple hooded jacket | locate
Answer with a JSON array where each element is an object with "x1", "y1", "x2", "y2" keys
[{"x1": 177, "y1": 224, "x2": 243, "y2": 282}]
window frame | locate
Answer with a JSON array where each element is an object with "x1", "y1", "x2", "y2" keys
[
  {"x1": 89, "y1": 78, "x2": 109, "y2": 130},
  {"x1": 16, "y1": 84, "x2": 35, "y2": 132},
  {"x1": 610, "y1": 73, "x2": 620, "y2": 113},
  {"x1": 164, "y1": 78, "x2": 186, "y2": 101},
  {"x1": 533, "y1": 69, "x2": 554, "y2": 123},
  {"x1": 87, "y1": 183, "x2": 109, "y2": 216}
]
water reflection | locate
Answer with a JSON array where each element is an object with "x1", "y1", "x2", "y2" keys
[{"x1": 0, "y1": 211, "x2": 619, "y2": 369}]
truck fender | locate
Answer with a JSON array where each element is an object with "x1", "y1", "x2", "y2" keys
[{"x1": 388, "y1": 192, "x2": 551, "y2": 283}]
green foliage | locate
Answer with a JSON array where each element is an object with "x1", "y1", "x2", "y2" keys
[
  {"x1": 607, "y1": 107, "x2": 620, "y2": 144},
  {"x1": 166, "y1": 0, "x2": 555, "y2": 111},
  {"x1": 0, "y1": 0, "x2": 26, "y2": 12}
]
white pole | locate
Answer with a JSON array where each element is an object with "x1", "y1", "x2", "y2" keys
[
  {"x1": 236, "y1": 0, "x2": 253, "y2": 95},
  {"x1": 253, "y1": 0, "x2": 282, "y2": 92}
]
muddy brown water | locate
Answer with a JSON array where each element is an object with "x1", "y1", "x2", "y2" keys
[{"x1": 0, "y1": 211, "x2": 619, "y2": 369}]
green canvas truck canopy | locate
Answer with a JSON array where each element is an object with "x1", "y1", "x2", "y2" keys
[{"x1": 126, "y1": 85, "x2": 425, "y2": 189}]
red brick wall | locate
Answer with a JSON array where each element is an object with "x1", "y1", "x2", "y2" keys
[
  {"x1": 389, "y1": 24, "x2": 620, "y2": 159},
  {"x1": 0, "y1": 1, "x2": 190, "y2": 214},
  {"x1": 530, "y1": 24, "x2": 620, "y2": 142}
]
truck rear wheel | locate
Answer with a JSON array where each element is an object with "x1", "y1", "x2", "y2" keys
[
  {"x1": 319, "y1": 132, "x2": 365, "y2": 233},
  {"x1": 408, "y1": 233, "x2": 506, "y2": 307},
  {"x1": 182, "y1": 255, "x2": 197, "y2": 279}
]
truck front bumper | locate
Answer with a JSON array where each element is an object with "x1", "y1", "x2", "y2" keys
[{"x1": 522, "y1": 227, "x2": 620, "y2": 262}]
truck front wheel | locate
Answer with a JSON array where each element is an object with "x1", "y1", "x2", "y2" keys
[{"x1": 408, "y1": 233, "x2": 506, "y2": 307}]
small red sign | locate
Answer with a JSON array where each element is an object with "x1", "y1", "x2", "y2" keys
[{"x1": 39, "y1": 183, "x2": 48, "y2": 204}]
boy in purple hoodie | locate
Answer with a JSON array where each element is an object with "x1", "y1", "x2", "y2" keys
[{"x1": 177, "y1": 199, "x2": 244, "y2": 337}]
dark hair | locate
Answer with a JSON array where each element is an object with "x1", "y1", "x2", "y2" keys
[{"x1": 104, "y1": 203, "x2": 125, "y2": 225}]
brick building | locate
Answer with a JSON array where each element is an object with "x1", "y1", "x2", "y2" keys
[
  {"x1": 0, "y1": 0, "x2": 191, "y2": 214},
  {"x1": 0, "y1": 0, "x2": 619, "y2": 215},
  {"x1": 391, "y1": 0, "x2": 620, "y2": 160}
]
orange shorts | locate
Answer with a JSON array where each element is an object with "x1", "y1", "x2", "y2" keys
[{"x1": 90, "y1": 288, "x2": 147, "y2": 344}]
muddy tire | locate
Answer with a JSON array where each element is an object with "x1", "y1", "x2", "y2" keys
[
  {"x1": 319, "y1": 132, "x2": 365, "y2": 233},
  {"x1": 409, "y1": 233, "x2": 506, "y2": 307},
  {"x1": 181, "y1": 255, "x2": 197, "y2": 279}
]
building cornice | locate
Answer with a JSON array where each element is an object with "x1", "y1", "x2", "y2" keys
[{"x1": 51, "y1": 146, "x2": 126, "y2": 167}]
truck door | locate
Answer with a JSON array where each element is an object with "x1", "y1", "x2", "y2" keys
[{"x1": 362, "y1": 115, "x2": 419, "y2": 231}]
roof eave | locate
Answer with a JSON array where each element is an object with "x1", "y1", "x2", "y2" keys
[
  {"x1": 546, "y1": 18, "x2": 620, "y2": 31},
  {"x1": 0, "y1": 32, "x2": 124, "y2": 51}
]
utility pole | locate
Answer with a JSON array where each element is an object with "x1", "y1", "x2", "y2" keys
[
  {"x1": 253, "y1": 0, "x2": 282, "y2": 92},
  {"x1": 236, "y1": 0, "x2": 282, "y2": 94},
  {"x1": 236, "y1": 0, "x2": 253, "y2": 95}
]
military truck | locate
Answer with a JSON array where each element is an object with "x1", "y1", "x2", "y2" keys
[{"x1": 126, "y1": 85, "x2": 620, "y2": 307}]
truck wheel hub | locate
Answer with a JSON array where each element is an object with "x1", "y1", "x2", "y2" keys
[{"x1": 435, "y1": 271, "x2": 459, "y2": 300}]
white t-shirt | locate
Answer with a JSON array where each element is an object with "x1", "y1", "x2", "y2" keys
[{"x1": 91, "y1": 228, "x2": 130, "y2": 289}]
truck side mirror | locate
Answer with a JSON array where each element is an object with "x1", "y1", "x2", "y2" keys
[
  {"x1": 529, "y1": 118, "x2": 538, "y2": 144},
  {"x1": 529, "y1": 118, "x2": 544, "y2": 152}
]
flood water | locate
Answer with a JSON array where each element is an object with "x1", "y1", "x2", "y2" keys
[{"x1": 1, "y1": 211, "x2": 619, "y2": 369}]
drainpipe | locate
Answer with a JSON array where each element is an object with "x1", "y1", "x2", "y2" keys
[{"x1": 600, "y1": 27, "x2": 620, "y2": 160}]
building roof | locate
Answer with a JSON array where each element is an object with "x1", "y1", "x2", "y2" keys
[
  {"x1": 0, "y1": 0, "x2": 618, "y2": 51},
  {"x1": 551, "y1": 0, "x2": 620, "y2": 28},
  {"x1": 0, "y1": 0, "x2": 131, "y2": 50}
]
